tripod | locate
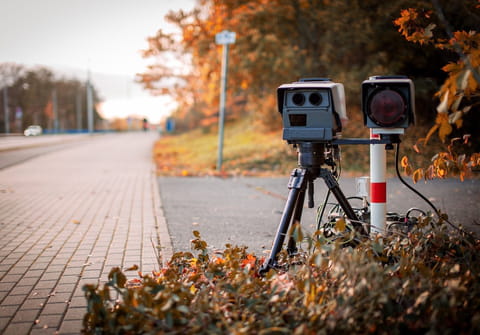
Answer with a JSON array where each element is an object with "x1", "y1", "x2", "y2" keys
[{"x1": 259, "y1": 142, "x2": 368, "y2": 274}]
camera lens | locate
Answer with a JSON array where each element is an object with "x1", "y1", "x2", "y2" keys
[
  {"x1": 292, "y1": 93, "x2": 305, "y2": 106},
  {"x1": 308, "y1": 92, "x2": 323, "y2": 106}
]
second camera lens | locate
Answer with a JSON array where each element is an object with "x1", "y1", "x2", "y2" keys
[
  {"x1": 292, "y1": 93, "x2": 305, "y2": 106},
  {"x1": 309, "y1": 92, "x2": 323, "y2": 106}
]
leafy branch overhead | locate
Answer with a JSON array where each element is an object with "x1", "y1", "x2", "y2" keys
[{"x1": 394, "y1": 1, "x2": 480, "y2": 181}]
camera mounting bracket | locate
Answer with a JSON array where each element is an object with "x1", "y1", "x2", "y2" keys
[{"x1": 332, "y1": 135, "x2": 400, "y2": 146}]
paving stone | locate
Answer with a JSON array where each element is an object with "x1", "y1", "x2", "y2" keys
[
  {"x1": 1, "y1": 274, "x2": 23, "y2": 283},
  {"x1": 30, "y1": 327, "x2": 58, "y2": 335},
  {"x1": 20, "y1": 298, "x2": 48, "y2": 313},
  {"x1": 62, "y1": 265, "x2": 85, "y2": 274},
  {"x1": 0, "y1": 316, "x2": 10, "y2": 331},
  {"x1": 1, "y1": 294, "x2": 27, "y2": 306},
  {"x1": 0, "y1": 305, "x2": 18, "y2": 317},
  {"x1": 80, "y1": 270, "x2": 102, "y2": 279},
  {"x1": 23, "y1": 270, "x2": 44, "y2": 278},
  {"x1": 0, "y1": 282, "x2": 16, "y2": 292},
  {"x1": 34, "y1": 280, "x2": 57, "y2": 290},
  {"x1": 14, "y1": 277, "x2": 40, "y2": 292},
  {"x1": 46, "y1": 292, "x2": 71, "y2": 304},
  {"x1": 32, "y1": 313, "x2": 63, "y2": 331},
  {"x1": 2, "y1": 321, "x2": 32, "y2": 335},
  {"x1": 58, "y1": 319, "x2": 83, "y2": 334},
  {"x1": 40, "y1": 302, "x2": 68, "y2": 315},
  {"x1": 53, "y1": 283, "x2": 76, "y2": 294},
  {"x1": 63, "y1": 307, "x2": 86, "y2": 320},
  {"x1": 11, "y1": 308, "x2": 39, "y2": 323},
  {"x1": 29, "y1": 263, "x2": 50, "y2": 271},
  {"x1": 56, "y1": 276, "x2": 79, "y2": 285},
  {"x1": 68, "y1": 296, "x2": 87, "y2": 308},
  {"x1": 44, "y1": 265, "x2": 65, "y2": 274}
]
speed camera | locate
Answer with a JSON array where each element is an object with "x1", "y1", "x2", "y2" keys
[{"x1": 277, "y1": 78, "x2": 347, "y2": 143}]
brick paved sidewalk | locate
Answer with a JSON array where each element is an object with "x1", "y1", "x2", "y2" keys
[{"x1": 0, "y1": 132, "x2": 172, "y2": 334}]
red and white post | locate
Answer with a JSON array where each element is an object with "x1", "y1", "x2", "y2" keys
[{"x1": 370, "y1": 130, "x2": 387, "y2": 234}]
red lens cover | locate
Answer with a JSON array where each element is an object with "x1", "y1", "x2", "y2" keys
[{"x1": 368, "y1": 89, "x2": 405, "y2": 126}]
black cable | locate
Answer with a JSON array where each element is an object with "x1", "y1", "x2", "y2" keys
[
  {"x1": 316, "y1": 146, "x2": 340, "y2": 231},
  {"x1": 406, "y1": 208, "x2": 426, "y2": 218},
  {"x1": 316, "y1": 189, "x2": 331, "y2": 231},
  {"x1": 395, "y1": 142, "x2": 475, "y2": 238},
  {"x1": 394, "y1": 142, "x2": 440, "y2": 216}
]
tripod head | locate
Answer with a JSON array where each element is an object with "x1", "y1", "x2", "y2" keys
[
  {"x1": 292, "y1": 142, "x2": 339, "y2": 209},
  {"x1": 295, "y1": 142, "x2": 339, "y2": 177}
]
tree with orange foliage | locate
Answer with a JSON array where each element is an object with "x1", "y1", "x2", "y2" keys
[
  {"x1": 138, "y1": 0, "x2": 479, "y2": 181},
  {"x1": 138, "y1": 1, "x2": 426, "y2": 132}
]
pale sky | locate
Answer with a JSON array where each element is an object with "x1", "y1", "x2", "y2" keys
[{"x1": 0, "y1": 0, "x2": 196, "y2": 123}]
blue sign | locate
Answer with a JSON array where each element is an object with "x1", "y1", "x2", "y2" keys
[{"x1": 166, "y1": 117, "x2": 175, "y2": 133}]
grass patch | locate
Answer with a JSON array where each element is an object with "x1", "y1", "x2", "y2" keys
[
  {"x1": 154, "y1": 120, "x2": 297, "y2": 176},
  {"x1": 153, "y1": 115, "x2": 451, "y2": 179}
]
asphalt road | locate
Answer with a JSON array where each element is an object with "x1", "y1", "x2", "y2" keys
[
  {"x1": 158, "y1": 175, "x2": 480, "y2": 255},
  {"x1": 0, "y1": 134, "x2": 92, "y2": 170},
  {"x1": 0, "y1": 142, "x2": 89, "y2": 170}
]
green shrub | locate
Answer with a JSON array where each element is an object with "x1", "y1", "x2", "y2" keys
[{"x1": 83, "y1": 223, "x2": 480, "y2": 334}]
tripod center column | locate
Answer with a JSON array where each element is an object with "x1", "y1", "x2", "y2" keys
[{"x1": 297, "y1": 143, "x2": 325, "y2": 169}]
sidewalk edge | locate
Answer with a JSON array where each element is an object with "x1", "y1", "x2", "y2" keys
[{"x1": 151, "y1": 168, "x2": 173, "y2": 266}]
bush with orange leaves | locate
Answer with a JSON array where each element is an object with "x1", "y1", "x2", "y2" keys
[{"x1": 83, "y1": 222, "x2": 480, "y2": 334}]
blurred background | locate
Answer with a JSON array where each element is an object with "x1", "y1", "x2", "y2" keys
[
  {"x1": 0, "y1": 0, "x2": 195, "y2": 132},
  {"x1": 0, "y1": 0, "x2": 478, "y2": 175}
]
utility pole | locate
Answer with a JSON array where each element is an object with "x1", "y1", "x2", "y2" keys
[
  {"x1": 76, "y1": 90, "x2": 82, "y2": 131},
  {"x1": 3, "y1": 87, "x2": 9, "y2": 134},
  {"x1": 52, "y1": 89, "x2": 59, "y2": 133},
  {"x1": 87, "y1": 70, "x2": 94, "y2": 133},
  {"x1": 215, "y1": 30, "x2": 236, "y2": 171}
]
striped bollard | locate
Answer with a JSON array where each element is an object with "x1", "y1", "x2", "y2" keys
[{"x1": 370, "y1": 130, "x2": 386, "y2": 235}]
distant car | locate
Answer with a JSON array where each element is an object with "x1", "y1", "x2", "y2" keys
[{"x1": 24, "y1": 125, "x2": 42, "y2": 136}]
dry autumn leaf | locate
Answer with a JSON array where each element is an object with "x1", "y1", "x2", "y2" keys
[
  {"x1": 412, "y1": 168, "x2": 424, "y2": 184},
  {"x1": 124, "y1": 264, "x2": 139, "y2": 271},
  {"x1": 335, "y1": 218, "x2": 346, "y2": 232}
]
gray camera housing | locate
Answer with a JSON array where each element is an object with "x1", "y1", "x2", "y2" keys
[{"x1": 277, "y1": 78, "x2": 347, "y2": 143}]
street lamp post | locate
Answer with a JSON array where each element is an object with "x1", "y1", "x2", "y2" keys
[
  {"x1": 87, "y1": 69, "x2": 94, "y2": 134},
  {"x1": 52, "y1": 89, "x2": 59, "y2": 133},
  {"x1": 3, "y1": 87, "x2": 9, "y2": 134},
  {"x1": 215, "y1": 30, "x2": 236, "y2": 171},
  {"x1": 76, "y1": 90, "x2": 82, "y2": 131}
]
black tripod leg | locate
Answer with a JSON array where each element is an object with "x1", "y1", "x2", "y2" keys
[
  {"x1": 286, "y1": 186, "x2": 306, "y2": 255},
  {"x1": 259, "y1": 168, "x2": 306, "y2": 274},
  {"x1": 319, "y1": 169, "x2": 368, "y2": 236}
]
